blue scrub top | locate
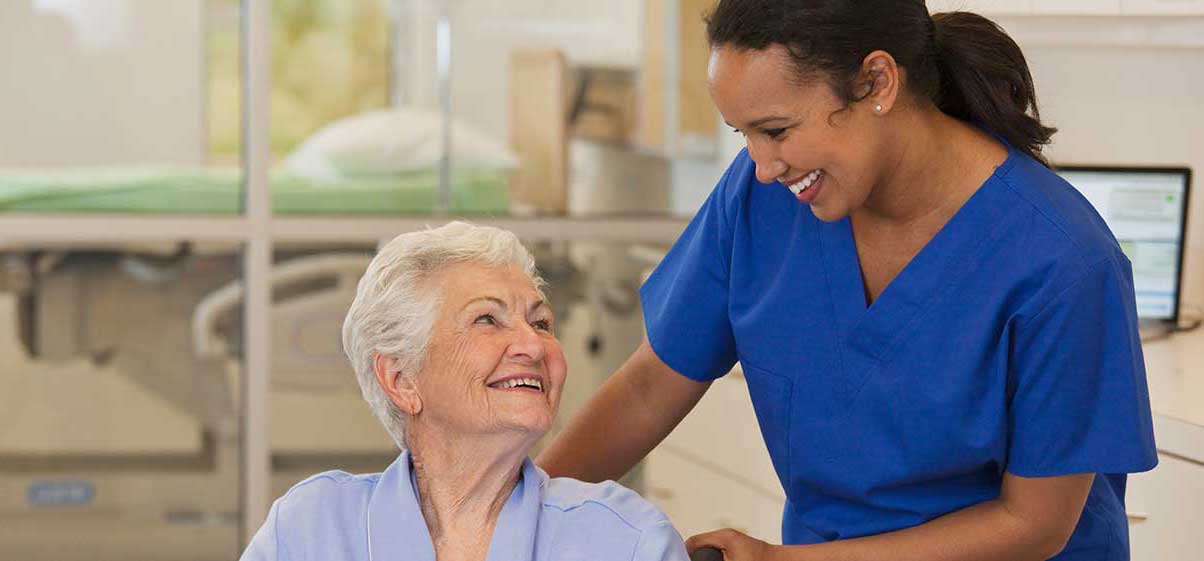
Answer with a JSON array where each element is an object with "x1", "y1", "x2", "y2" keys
[
  {"x1": 641, "y1": 145, "x2": 1158, "y2": 560},
  {"x1": 241, "y1": 451, "x2": 688, "y2": 561}
]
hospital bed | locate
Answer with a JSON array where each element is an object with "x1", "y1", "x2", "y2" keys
[
  {"x1": 0, "y1": 49, "x2": 654, "y2": 561},
  {"x1": 0, "y1": 56, "x2": 710, "y2": 561},
  {"x1": 0, "y1": 166, "x2": 510, "y2": 215},
  {"x1": 0, "y1": 43, "x2": 569, "y2": 437},
  {"x1": 0, "y1": 126, "x2": 519, "y2": 463},
  {"x1": 0, "y1": 236, "x2": 605, "y2": 561}
]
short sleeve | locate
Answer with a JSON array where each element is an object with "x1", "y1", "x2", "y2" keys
[
  {"x1": 1006, "y1": 256, "x2": 1158, "y2": 477},
  {"x1": 639, "y1": 164, "x2": 741, "y2": 382},
  {"x1": 239, "y1": 499, "x2": 281, "y2": 561},
  {"x1": 634, "y1": 522, "x2": 691, "y2": 561}
]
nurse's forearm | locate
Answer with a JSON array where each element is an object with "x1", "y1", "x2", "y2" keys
[
  {"x1": 537, "y1": 338, "x2": 711, "y2": 483},
  {"x1": 770, "y1": 500, "x2": 1059, "y2": 561},
  {"x1": 769, "y1": 473, "x2": 1095, "y2": 561}
]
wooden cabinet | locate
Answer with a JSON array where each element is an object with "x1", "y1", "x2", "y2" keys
[
  {"x1": 643, "y1": 369, "x2": 786, "y2": 542},
  {"x1": 1125, "y1": 415, "x2": 1204, "y2": 561},
  {"x1": 639, "y1": 0, "x2": 719, "y2": 157},
  {"x1": 1126, "y1": 455, "x2": 1204, "y2": 560},
  {"x1": 645, "y1": 444, "x2": 786, "y2": 542}
]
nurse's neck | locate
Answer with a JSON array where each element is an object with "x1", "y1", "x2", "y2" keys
[
  {"x1": 407, "y1": 426, "x2": 530, "y2": 560},
  {"x1": 857, "y1": 107, "x2": 1007, "y2": 228}
]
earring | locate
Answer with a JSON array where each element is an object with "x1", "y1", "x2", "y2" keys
[{"x1": 874, "y1": 104, "x2": 883, "y2": 113}]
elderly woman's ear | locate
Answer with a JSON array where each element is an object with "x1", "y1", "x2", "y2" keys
[{"x1": 373, "y1": 353, "x2": 422, "y2": 415}]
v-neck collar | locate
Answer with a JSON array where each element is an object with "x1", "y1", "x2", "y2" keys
[
  {"x1": 819, "y1": 146, "x2": 1018, "y2": 366},
  {"x1": 367, "y1": 450, "x2": 545, "y2": 561}
]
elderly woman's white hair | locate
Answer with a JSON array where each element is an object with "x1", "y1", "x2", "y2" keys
[{"x1": 342, "y1": 221, "x2": 544, "y2": 449}]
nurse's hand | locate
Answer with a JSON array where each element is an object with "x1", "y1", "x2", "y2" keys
[{"x1": 686, "y1": 529, "x2": 775, "y2": 561}]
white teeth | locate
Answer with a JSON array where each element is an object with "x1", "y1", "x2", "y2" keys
[
  {"x1": 494, "y1": 377, "x2": 543, "y2": 391},
  {"x1": 786, "y1": 170, "x2": 823, "y2": 196}
]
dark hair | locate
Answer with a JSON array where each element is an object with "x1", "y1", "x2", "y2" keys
[{"x1": 706, "y1": 0, "x2": 1056, "y2": 166}]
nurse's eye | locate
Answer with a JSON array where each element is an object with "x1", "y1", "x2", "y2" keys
[
  {"x1": 763, "y1": 127, "x2": 788, "y2": 140},
  {"x1": 474, "y1": 314, "x2": 498, "y2": 326}
]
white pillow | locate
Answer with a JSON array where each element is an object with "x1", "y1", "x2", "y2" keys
[{"x1": 283, "y1": 108, "x2": 518, "y2": 181}]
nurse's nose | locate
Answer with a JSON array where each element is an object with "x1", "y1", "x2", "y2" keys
[{"x1": 747, "y1": 138, "x2": 787, "y2": 184}]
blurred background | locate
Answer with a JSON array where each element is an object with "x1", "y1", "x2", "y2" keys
[{"x1": 0, "y1": 1, "x2": 1202, "y2": 559}]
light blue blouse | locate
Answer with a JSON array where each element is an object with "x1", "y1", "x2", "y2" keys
[{"x1": 240, "y1": 451, "x2": 689, "y2": 561}]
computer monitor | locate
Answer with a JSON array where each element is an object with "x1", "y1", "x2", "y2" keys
[{"x1": 1055, "y1": 166, "x2": 1192, "y2": 324}]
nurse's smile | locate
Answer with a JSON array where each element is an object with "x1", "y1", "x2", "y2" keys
[{"x1": 782, "y1": 169, "x2": 825, "y2": 204}]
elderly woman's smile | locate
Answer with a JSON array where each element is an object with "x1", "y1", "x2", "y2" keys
[{"x1": 487, "y1": 377, "x2": 544, "y2": 391}]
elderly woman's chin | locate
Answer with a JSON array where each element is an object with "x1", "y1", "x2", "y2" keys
[
  {"x1": 240, "y1": 222, "x2": 688, "y2": 561},
  {"x1": 484, "y1": 381, "x2": 563, "y2": 438},
  {"x1": 489, "y1": 401, "x2": 559, "y2": 441}
]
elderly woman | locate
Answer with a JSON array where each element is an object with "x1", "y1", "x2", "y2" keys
[{"x1": 240, "y1": 222, "x2": 688, "y2": 561}]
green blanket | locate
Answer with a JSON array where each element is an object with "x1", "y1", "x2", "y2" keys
[{"x1": 0, "y1": 167, "x2": 509, "y2": 214}]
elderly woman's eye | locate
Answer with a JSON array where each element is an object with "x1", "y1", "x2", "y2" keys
[
  {"x1": 532, "y1": 319, "x2": 552, "y2": 332},
  {"x1": 474, "y1": 314, "x2": 497, "y2": 326}
]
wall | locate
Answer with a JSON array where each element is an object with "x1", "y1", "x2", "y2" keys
[
  {"x1": 0, "y1": 0, "x2": 205, "y2": 167},
  {"x1": 1018, "y1": 40, "x2": 1204, "y2": 305},
  {"x1": 401, "y1": 0, "x2": 643, "y2": 141}
]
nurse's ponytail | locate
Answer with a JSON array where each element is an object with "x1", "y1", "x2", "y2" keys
[
  {"x1": 930, "y1": 12, "x2": 1056, "y2": 167},
  {"x1": 706, "y1": 1, "x2": 1057, "y2": 167}
]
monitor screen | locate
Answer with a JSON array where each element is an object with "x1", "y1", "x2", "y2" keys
[{"x1": 1056, "y1": 167, "x2": 1191, "y2": 322}]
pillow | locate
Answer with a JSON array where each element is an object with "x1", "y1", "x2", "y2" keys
[{"x1": 283, "y1": 108, "x2": 518, "y2": 181}]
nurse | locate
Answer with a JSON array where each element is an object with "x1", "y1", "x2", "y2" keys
[{"x1": 538, "y1": 2, "x2": 1157, "y2": 560}]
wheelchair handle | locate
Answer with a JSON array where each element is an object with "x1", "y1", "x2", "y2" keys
[{"x1": 690, "y1": 546, "x2": 724, "y2": 561}]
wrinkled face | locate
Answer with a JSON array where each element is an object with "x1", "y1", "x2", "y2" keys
[
  {"x1": 412, "y1": 261, "x2": 566, "y2": 445},
  {"x1": 708, "y1": 45, "x2": 886, "y2": 222}
]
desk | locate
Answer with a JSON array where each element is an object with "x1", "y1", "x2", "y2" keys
[
  {"x1": 1126, "y1": 329, "x2": 1204, "y2": 561},
  {"x1": 1140, "y1": 329, "x2": 1204, "y2": 460}
]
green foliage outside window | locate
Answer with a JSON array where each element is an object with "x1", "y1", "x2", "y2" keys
[{"x1": 207, "y1": 0, "x2": 390, "y2": 163}]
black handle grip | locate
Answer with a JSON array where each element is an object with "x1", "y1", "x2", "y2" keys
[{"x1": 689, "y1": 546, "x2": 724, "y2": 561}]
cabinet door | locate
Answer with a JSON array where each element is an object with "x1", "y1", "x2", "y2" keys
[
  {"x1": 1033, "y1": 0, "x2": 1122, "y2": 14},
  {"x1": 1126, "y1": 454, "x2": 1204, "y2": 561},
  {"x1": 650, "y1": 372, "x2": 782, "y2": 495},
  {"x1": 1122, "y1": 0, "x2": 1204, "y2": 14},
  {"x1": 645, "y1": 445, "x2": 785, "y2": 542},
  {"x1": 643, "y1": 373, "x2": 786, "y2": 542},
  {"x1": 927, "y1": 0, "x2": 1031, "y2": 14}
]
